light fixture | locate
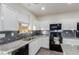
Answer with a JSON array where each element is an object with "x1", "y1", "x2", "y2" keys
[
  {"x1": 29, "y1": 26, "x2": 31, "y2": 30},
  {"x1": 21, "y1": 23, "x2": 27, "y2": 26},
  {"x1": 67, "y1": 3, "x2": 72, "y2": 5},
  {"x1": 41, "y1": 7, "x2": 45, "y2": 11}
]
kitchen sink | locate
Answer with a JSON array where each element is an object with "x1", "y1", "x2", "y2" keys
[{"x1": 22, "y1": 37, "x2": 34, "y2": 41}]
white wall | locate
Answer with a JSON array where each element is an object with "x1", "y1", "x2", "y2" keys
[{"x1": 38, "y1": 11, "x2": 79, "y2": 30}]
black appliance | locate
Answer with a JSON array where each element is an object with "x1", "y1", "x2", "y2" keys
[
  {"x1": 49, "y1": 24, "x2": 63, "y2": 52},
  {"x1": 49, "y1": 32, "x2": 63, "y2": 52},
  {"x1": 77, "y1": 23, "x2": 79, "y2": 30},
  {"x1": 76, "y1": 23, "x2": 79, "y2": 38},
  {"x1": 50, "y1": 44, "x2": 63, "y2": 52},
  {"x1": 12, "y1": 44, "x2": 29, "y2": 55},
  {"x1": 76, "y1": 31, "x2": 79, "y2": 38},
  {"x1": 50, "y1": 24, "x2": 61, "y2": 30}
]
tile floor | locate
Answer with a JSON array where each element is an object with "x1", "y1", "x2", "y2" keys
[{"x1": 36, "y1": 48, "x2": 63, "y2": 55}]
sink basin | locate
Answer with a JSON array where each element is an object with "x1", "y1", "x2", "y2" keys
[{"x1": 22, "y1": 37, "x2": 34, "y2": 41}]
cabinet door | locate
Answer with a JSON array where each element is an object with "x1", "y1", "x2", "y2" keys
[
  {"x1": 29, "y1": 40, "x2": 37, "y2": 55},
  {"x1": 29, "y1": 39, "x2": 40, "y2": 55},
  {"x1": 36, "y1": 38, "x2": 41, "y2": 52},
  {"x1": 62, "y1": 19, "x2": 76, "y2": 30},
  {"x1": 41, "y1": 37, "x2": 49, "y2": 49},
  {"x1": 0, "y1": 20, "x2": 2, "y2": 31},
  {"x1": 2, "y1": 5, "x2": 18, "y2": 31},
  {"x1": 17, "y1": 14, "x2": 29, "y2": 23},
  {"x1": 0, "y1": 20, "x2": 4, "y2": 31}
]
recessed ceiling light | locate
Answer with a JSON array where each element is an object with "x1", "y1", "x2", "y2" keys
[
  {"x1": 41, "y1": 7, "x2": 45, "y2": 11},
  {"x1": 67, "y1": 3, "x2": 72, "y2": 5}
]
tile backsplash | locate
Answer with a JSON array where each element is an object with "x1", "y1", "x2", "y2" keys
[
  {"x1": 0, "y1": 31, "x2": 18, "y2": 38},
  {"x1": 0, "y1": 34, "x2": 5, "y2": 39},
  {"x1": 0, "y1": 31, "x2": 18, "y2": 44},
  {"x1": 62, "y1": 30, "x2": 76, "y2": 38}
]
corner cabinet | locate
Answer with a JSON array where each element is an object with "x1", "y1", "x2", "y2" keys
[{"x1": 29, "y1": 36, "x2": 49, "y2": 55}]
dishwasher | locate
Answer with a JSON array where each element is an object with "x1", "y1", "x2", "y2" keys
[{"x1": 12, "y1": 44, "x2": 29, "y2": 55}]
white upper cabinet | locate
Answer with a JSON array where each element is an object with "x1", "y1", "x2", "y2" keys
[
  {"x1": 17, "y1": 14, "x2": 29, "y2": 23},
  {"x1": 0, "y1": 4, "x2": 1, "y2": 31},
  {"x1": 62, "y1": 19, "x2": 76, "y2": 30},
  {"x1": 0, "y1": 4, "x2": 38, "y2": 31},
  {"x1": 0, "y1": 19, "x2": 4, "y2": 31},
  {"x1": 1, "y1": 4, "x2": 30, "y2": 31},
  {"x1": 0, "y1": 22, "x2": 1, "y2": 31},
  {"x1": 1, "y1": 4, "x2": 18, "y2": 31}
]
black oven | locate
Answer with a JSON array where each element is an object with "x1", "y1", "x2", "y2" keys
[
  {"x1": 49, "y1": 23, "x2": 63, "y2": 52},
  {"x1": 76, "y1": 23, "x2": 79, "y2": 38},
  {"x1": 76, "y1": 31, "x2": 79, "y2": 38},
  {"x1": 50, "y1": 24, "x2": 61, "y2": 30},
  {"x1": 77, "y1": 23, "x2": 79, "y2": 30}
]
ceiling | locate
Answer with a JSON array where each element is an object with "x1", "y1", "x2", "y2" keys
[{"x1": 22, "y1": 3, "x2": 79, "y2": 17}]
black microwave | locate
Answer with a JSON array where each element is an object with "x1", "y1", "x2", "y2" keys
[
  {"x1": 77, "y1": 23, "x2": 79, "y2": 30},
  {"x1": 50, "y1": 24, "x2": 61, "y2": 30}
]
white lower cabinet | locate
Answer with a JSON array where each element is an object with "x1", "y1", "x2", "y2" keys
[
  {"x1": 29, "y1": 36, "x2": 49, "y2": 55},
  {"x1": 29, "y1": 38, "x2": 41, "y2": 55},
  {"x1": 41, "y1": 37, "x2": 49, "y2": 49}
]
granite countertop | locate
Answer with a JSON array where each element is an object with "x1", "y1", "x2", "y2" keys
[
  {"x1": 62, "y1": 37, "x2": 79, "y2": 46},
  {"x1": 0, "y1": 39, "x2": 34, "y2": 54},
  {"x1": 0, "y1": 35, "x2": 48, "y2": 54}
]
